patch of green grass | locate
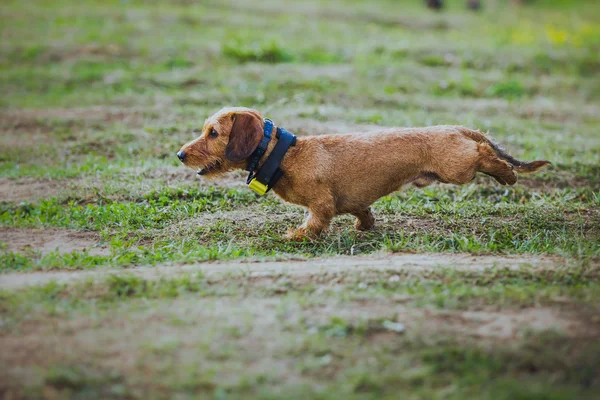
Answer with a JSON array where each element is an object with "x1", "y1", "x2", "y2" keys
[
  {"x1": 300, "y1": 48, "x2": 347, "y2": 64},
  {"x1": 432, "y1": 73, "x2": 479, "y2": 97},
  {"x1": 0, "y1": 234, "x2": 261, "y2": 272},
  {"x1": 44, "y1": 365, "x2": 126, "y2": 397},
  {"x1": 2, "y1": 267, "x2": 600, "y2": 399},
  {"x1": 418, "y1": 54, "x2": 451, "y2": 67},
  {"x1": 0, "y1": 187, "x2": 263, "y2": 230},
  {"x1": 416, "y1": 335, "x2": 600, "y2": 399},
  {"x1": 351, "y1": 270, "x2": 600, "y2": 309},
  {"x1": 1, "y1": 183, "x2": 597, "y2": 272},
  {"x1": 0, "y1": 251, "x2": 33, "y2": 270},
  {"x1": 486, "y1": 79, "x2": 528, "y2": 99},
  {"x1": 16, "y1": 331, "x2": 599, "y2": 400},
  {"x1": 106, "y1": 273, "x2": 206, "y2": 299},
  {"x1": 223, "y1": 39, "x2": 295, "y2": 64},
  {"x1": 4, "y1": 263, "x2": 599, "y2": 317},
  {"x1": 1, "y1": 273, "x2": 210, "y2": 319}
]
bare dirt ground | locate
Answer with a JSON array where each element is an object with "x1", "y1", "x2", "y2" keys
[
  {"x1": 0, "y1": 254, "x2": 595, "y2": 398},
  {"x1": 0, "y1": 227, "x2": 109, "y2": 257},
  {"x1": 0, "y1": 171, "x2": 248, "y2": 203},
  {"x1": 0, "y1": 178, "x2": 72, "y2": 203},
  {"x1": 0, "y1": 106, "x2": 151, "y2": 130},
  {"x1": 0, "y1": 252, "x2": 568, "y2": 289}
]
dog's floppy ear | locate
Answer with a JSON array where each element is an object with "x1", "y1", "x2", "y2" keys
[{"x1": 225, "y1": 112, "x2": 263, "y2": 162}]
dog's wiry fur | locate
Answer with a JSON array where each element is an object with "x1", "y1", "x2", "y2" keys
[{"x1": 179, "y1": 107, "x2": 549, "y2": 240}]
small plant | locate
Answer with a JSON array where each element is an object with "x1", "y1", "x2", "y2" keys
[
  {"x1": 419, "y1": 54, "x2": 451, "y2": 67},
  {"x1": 300, "y1": 48, "x2": 345, "y2": 64},
  {"x1": 222, "y1": 39, "x2": 294, "y2": 64},
  {"x1": 44, "y1": 365, "x2": 125, "y2": 396},
  {"x1": 486, "y1": 80, "x2": 527, "y2": 99},
  {"x1": 0, "y1": 251, "x2": 34, "y2": 271},
  {"x1": 432, "y1": 74, "x2": 479, "y2": 97}
]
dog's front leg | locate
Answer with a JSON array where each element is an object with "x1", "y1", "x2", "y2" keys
[{"x1": 286, "y1": 202, "x2": 334, "y2": 241}]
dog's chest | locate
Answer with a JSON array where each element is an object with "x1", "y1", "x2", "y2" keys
[
  {"x1": 272, "y1": 177, "x2": 311, "y2": 208},
  {"x1": 273, "y1": 186, "x2": 306, "y2": 207}
]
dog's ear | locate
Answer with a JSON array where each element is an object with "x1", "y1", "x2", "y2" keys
[{"x1": 225, "y1": 112, "x2": 263, "y2": 162}]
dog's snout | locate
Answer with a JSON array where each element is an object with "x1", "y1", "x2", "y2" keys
[{"x1": 177, "y1": 150, "x2": 186, "y2": 162}]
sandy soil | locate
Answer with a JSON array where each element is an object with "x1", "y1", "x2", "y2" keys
[
  {"x1": 0, "y1": 227, "x2": 109, "y2": 257},
  {"x1": 0, "y1": 252, "x2": 568, "y2": 290}
]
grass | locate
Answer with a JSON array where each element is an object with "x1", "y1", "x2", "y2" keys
[
  {"x1": 3, "y1": 263, "x2": 599, "y2": 317},
  {"x1": 223, "y1": 39, "x2": 295, "y2": 64},
  {"x1": 2, "y1": 268, "x2": 599, "y2": 399},
  {"x1": 1, "y1": 0, "x2": 599, "y2": 398},
  {"x1": 1, "y1": 184, "x2": 597, "y2": 271}
]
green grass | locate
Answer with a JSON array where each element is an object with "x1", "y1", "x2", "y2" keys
[
  {"x1": 1, "y1": 184, "x2": 597, "y2": 272},
  {"x1": 2, "y1": 268, "x2": 599, "y2": 399},
  {"x1": 1, "y1": 0, "x2": 600, "y2": 398},
  {"x1": 223, "y1": 39, "x2": 295, "y2": 64},
  {"x1": 3, "y1": 263, "x2": 599, "y2": 316}
]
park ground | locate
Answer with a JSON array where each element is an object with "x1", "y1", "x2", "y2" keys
[{"x1": 1, "y1": 0, "x2": 599, "y2": 398}]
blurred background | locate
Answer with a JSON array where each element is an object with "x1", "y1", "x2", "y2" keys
[
  {"x1": 2, "y1": 0, "x2": 598, "y2": 188},
  {"x1": 2, "y1": 0, "x2": 599, "y2": 120}
]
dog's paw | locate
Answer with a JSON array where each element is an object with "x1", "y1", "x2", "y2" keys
[
  {"x1": 355, "y1": 221, "x2": 375, "y2": 231},
  {"x1": 285, "y1": 227, "x2": 315, "y2": 241},
  {"x1": 354, "y1": 216, "x2": 375, "y2": 231}
]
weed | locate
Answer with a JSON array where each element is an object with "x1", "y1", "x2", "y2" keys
[
  {"x1": 223, "y1": 39, "x2": 294, "y2": 64},
  {"x1": 486, "y1": 80, "x2": 528, "y2": 99}
]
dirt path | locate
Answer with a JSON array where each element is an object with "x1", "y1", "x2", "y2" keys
[
  {"x1": 0, "y1": 227, "x2": 109, "y2": 256},
  {"x1": 0, "y1": 253, "x2": 567, "y2": 290}
]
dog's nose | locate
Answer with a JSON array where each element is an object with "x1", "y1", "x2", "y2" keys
[{"x1": 177, "y1": 151, "x2": 185, "y2": 162}]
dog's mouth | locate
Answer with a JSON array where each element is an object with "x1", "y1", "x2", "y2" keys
[{"x1": 197, "y1": 160, "x2": 223, "y2": 176}]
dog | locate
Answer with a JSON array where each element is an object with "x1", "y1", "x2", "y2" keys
[{"x1": 178, "y1": 107, "x2": 549, "y2": 240}]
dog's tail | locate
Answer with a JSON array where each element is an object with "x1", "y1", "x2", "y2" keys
[{"x1": 459, "y1": 128, "x2": 550, "y2": 174}]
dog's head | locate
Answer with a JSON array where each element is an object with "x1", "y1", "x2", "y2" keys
[{"x1": 177, "y1": 107, "x2": 265, "y2": 177}]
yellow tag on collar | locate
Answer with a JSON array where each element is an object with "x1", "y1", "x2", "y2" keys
[{"x1": 248, "y1": 178, "x2": 268, "y2": 195}]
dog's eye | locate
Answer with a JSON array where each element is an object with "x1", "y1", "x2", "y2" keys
[{"x1": 208, "y1": 128, "x2": 218, "y2": 138}]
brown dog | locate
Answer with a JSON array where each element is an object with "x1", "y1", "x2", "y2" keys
[{"x1": 178, "y1": 107, "x2": 549, "y2": 240}]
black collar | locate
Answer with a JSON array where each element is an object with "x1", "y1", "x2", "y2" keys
[{"x1": 245, "y1": 118, "x2": 296, "y2": 195}]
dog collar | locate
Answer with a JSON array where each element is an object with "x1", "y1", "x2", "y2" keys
[{"x1": 246, "y1": 119, "x2": 296, "y2": 195}]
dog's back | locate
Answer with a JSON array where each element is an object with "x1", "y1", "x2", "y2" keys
[{"x1": 278, "y1": 126, "x2": 548, "y2": 213}]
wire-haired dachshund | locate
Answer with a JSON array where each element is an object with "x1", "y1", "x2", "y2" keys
[{"x1": 178, "y1": 107, "x2": 549, "y2": 240}]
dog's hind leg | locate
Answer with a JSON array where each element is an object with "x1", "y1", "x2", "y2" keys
[
  {"x1": 476, "y1": 142, "x2": 518, "y2": 185},
  {"x1": 352, "y1": 207, "x2": 375, "y2": 231},
  {"x1": 459, "y1": 127, "x2": 547, "y2": 184}
]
